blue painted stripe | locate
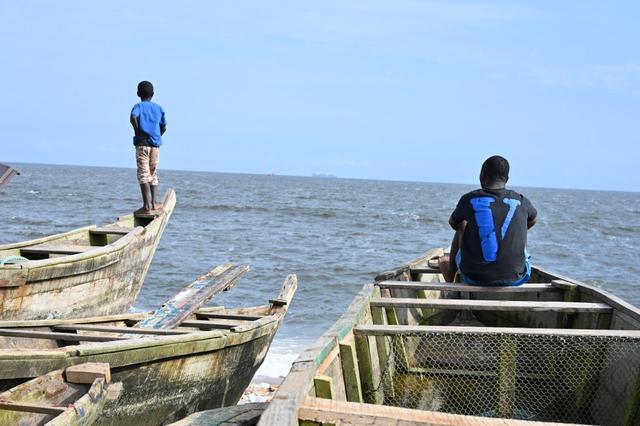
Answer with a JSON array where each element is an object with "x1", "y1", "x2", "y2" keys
[
  {"x1": 501, "y1": 198, "x2": 521, "y2": 239},
  {"x1": 470, "y1": 197, "x2": 497, "y2": 262}
]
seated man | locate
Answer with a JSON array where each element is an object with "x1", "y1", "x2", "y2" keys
[{"x1": 439, "y1": 155, "x2": 537, "y2": 285}]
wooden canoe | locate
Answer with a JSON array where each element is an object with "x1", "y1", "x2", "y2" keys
[
  {"x1": 0, "y1": 163, "x2": 19, "y2": 189},
  {"x1": 258, "y1": 248, "x2": 640, "y2": 426},
  {"x1": 0, "y1": 362, "x2": 120, "y2": 426},
  {"x1": 0, "y1": 264, "x2": 297, "y2": 425},
  {"x1": 0, "y1": 189, "x2": 176, "y2": 320}
]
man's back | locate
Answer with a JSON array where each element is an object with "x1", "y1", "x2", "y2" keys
[{"x1": 451, "y1": 187, "x2": 536, "y2": 284}]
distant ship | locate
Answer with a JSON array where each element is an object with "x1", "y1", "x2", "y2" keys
[{"x1": 311, "y1": 173, "x2": 337, "y2": 179}]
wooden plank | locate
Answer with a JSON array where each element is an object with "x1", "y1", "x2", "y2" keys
[
  {"x1": 377, "y1": 281, "x2": 559, "y2": 293},
  {"x1": 409, "y1": 267, "x2": 440, "y2": 274},
  {"x1": 20, "y1": 244, "x2": 92, "y2": 255},
  {"x1": 374, "y1": 248, "x2": 444, "y2": 282},
  {"x1": 369, "y1": 298, "x2": 613, "y2": 313},
  {"x1": 89, "y1": 226, "x2": 133, "y2": 235},
  {"x1": 180, "y1": 319, "x2": 243, "y2": 330},
  {"x1": 354, "y1": 334, "x2": 376, "y2": 404},
  {"x1": 0, "y1": 401, "x2": 67, "y2": 416},
  {"x1": 624, "y1": 371, "x2": 640, "y2": 426},
  {"x1": 194, "y1": 312, "x2": 263, "y2": 321},
  {"x1": 339, "y1": 341, "x2": 363, "y2": 403},
  {"x1": 298, "y1": 396, "x2": 578, "y2": 425},
  {"x1": 0, "y1": 328, "x2": 130, "y2": 341},
  {"x1": 313, "y1": 375, "x2": 334, "y2": 399},
  {"x1": 133, "y1": 210, "x2": 161, "y2": 219},
  {"x1": 132, "y1": 263, "x2": 249, "y2": 331},
  {"x1": 53, "y1": 324, "x2": 192, "y2": 335},
  {"x1": 354, "y1": 324, "x2": 640, "y2": 338},
  {"x1": 65, "y1": 362, "x2": 111, "y2": 384}
]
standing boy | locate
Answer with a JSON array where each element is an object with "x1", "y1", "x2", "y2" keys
[
  {"x1": 439, "y1": 155, "x2": 537, "y2": 285},
  {"x1": 130, "y1": 80, "x2": 166, "y2": 213}
]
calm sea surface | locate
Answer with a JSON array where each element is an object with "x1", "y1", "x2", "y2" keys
[{"x1": 1, "y1": 163, "x2": 639, "y2": 376}]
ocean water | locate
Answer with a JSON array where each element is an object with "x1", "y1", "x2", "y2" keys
[{"x1": 1, "y1": 163, "x2": 639, "y2": 376}]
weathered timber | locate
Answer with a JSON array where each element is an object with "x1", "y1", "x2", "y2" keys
[
  {"x1": 0, "y1": 328, "x2": 130, "y2": 342},
  {"x1": 0, "y1": 269, "x2": 297, "y2": 426},
  {"x1": 313, "y1": 375, "x2": 335, "y2": 399},
  {"x1": 339, "y1": 340, "x2": 363, "y2": 403},
  {"x1": 353, "y1": 324, "x2": 640, "y2": 338},
  {"x1": 0, "y1": 163, "x2": 19, "y2": 189},
  {"x1": 0, "y1": 189, "x2": 176, "y2": 320},
  {"x1": 89, "y1": 226, "x2": 134, "y2": 235},
  {"x1": 377, "y1": 281, "x2": 559, "y2": 293},
  {"x1": 374, "y1": 248, "x2": 444, "y2": 282},
  {"x1": 180, "y1": 320, "x2": 243, "y2": 330},
  {"x1": 20, "y1": 244, "x2": 93, "y2": 256},
  {"x1": 168, "y1": 402, "x2": 268, "y2": 426},
  {"x1": 0, "y1": 401, "x2": 67, "y2": 415},
  {"x1": 0, "y1": 363, "x2": 119, "y2": 425},
  {"x1": 132, "y1": 264, "x2": 249, "y2": 331},
  {"x1": 369, "y1": 298, "x2": 613, "y2": 313},
  {"x1": 297, "y1": 397, "x2": 577, "y2": 425},
  {"x1": 53, "y1": 324, "x2": 192, "y2": 335},
  {"x1": 195, "y1": 313, "x2": 263, "y2": 321},
  {"x1": 65, "y1": 362, "x2": 111, "y2": 384}
]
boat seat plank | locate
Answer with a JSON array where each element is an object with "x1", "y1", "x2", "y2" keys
[
  {"x1": 369, "y1": 298, "x2": 613, "y2": 313},
  {"x1": 0, "y1": 400, "x2": 67, "y2": 415},
  {"x1": 354, "y1": 325, "x2": 640, "y2": 338},
  {"x1": 180, "y1": 319, "x2": 244, "y2": 330},
  {"x1": 0, "y1": 328, "x2": 131, "y2": 342},
  {"x1": 89, "y1": 226, "x2": 133, "y2": 235},
  {"x1": 20, "y1": 244, "x2": 92, "y2": 255},
  {"x1": 410, "y1": 267, "x2": 440, "y2": 274},
  {"x1": 376, "y1": 281, "x2": 559, "y2": 293},
  {"x1": 53, "y1": 324, "x2": 192, "y2": 335},
  {"x1": 194, "y1": 313, "x2": 263, "y2": 321}
]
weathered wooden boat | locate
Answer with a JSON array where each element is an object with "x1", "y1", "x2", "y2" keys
[
  {"x1": 0, "y1": 163, "x2": 19, "y2": 189},
  {"x1": 258, "y1": 248, "x2": 640, "y2": 425},
  {"x1": 0, "y1": 189, "x2": 176, "y2": 320},
  {"x1": 169, "y1": 403, "x2": 267, "y2": 426},
  {"x1": 0, "y1": 263, "x2": 297, "y2": 425},
  {"x1": 0, "y1": 362, "x2": 120, "y2": 426}
]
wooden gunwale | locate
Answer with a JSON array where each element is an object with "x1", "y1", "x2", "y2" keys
[{"x1": 536, "y1": 266, "x2": 640, "y2": 320}]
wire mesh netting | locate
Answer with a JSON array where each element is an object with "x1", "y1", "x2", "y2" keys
[{"x1": 365, "y1": 331, "x2": 640, "y2": 425}]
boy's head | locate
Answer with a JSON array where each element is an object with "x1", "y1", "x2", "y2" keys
[
  {"x1": 480, "y1": 155, "x2": 510, "y2": 187},
  {"x1": 137, "y1": 81, "x2": 154, "y2": 100}
]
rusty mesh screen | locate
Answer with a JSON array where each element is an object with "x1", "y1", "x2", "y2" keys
[{"x1": 365, "y1": 331, "x2": 640, "y2": 425}]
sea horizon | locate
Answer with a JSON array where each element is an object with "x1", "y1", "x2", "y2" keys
[{"x1": 5, "y1": 160, "x2": 638, "y2": 195}]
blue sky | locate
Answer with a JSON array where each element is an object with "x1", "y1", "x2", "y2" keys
[{"x1": 1, "y1": 1, "x2": 638, "y2": 191}]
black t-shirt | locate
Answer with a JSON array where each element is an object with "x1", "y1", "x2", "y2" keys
[{"x1": 450, "y1": 188, "x2": 537, "y2": 284}]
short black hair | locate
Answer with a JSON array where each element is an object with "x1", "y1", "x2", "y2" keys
[
  {"x1": 481, "y1": 155, "x2": 510, "y2": 182},
  {"x1": 137, "y1": 81, "x2": 154, "y2": 99}
]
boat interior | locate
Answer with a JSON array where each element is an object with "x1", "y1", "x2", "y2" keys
[
  {"x1": 0, "y1": 212, "x2": 158, "y2": 263},
  {"x1": 263, "y1": 249, "x2": 640, "y2": 425}
]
